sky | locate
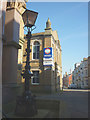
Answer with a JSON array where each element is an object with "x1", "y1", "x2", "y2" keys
[{"x1": 26, "y1": 2, "x2": 88, "y2": 76}]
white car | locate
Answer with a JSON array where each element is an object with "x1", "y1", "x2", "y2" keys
[{"x1": 68, "y1": 84, "x2": 77, "y2": 89}]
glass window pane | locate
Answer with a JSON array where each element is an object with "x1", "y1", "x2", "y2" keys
[
  {"x1": 37, "y1": 46, "x2": 39, "y2": 52},
  {"x1": 32, "y1": 71, "x2": 39, "y2": 83},
  {"x1": 33, "y1": 53, "x2": 35, "y2": 59},
  {"x1": 34, "y1": 41, "x2": 40, "y2": 45},
  {"x1": 33, "y1": 46, "x2": 36, "y2": 53},
  {"x1": 33, "y1": 42, "x2": 40, "y2": 60},
  {"x1": 33, "y1": 45, "x2": 40, "y2": 59},
  {"x1": 37, "y1": 53, "x2": 39, "y2": 59},
  {"x1": 33, "y1": 78, "x2": 35, "y2": 83}
]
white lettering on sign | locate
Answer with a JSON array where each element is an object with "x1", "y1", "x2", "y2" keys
[
  {"x1": 43, "y1": 60, "x2": 54, "y2": 66},
  {"x1": 44, "y1": 55, "x2": 52, "y2": 57}
]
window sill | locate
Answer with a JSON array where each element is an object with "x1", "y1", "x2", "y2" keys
[
  {"x1": 31, "y1": 83, "x2": 40, "y2": 85},
  {"x1": 32, "y1": 59, "x2": 39, "y2": 60},
  {"x1": 31, "y1": 59, "x2": 39, "y2": 62}
]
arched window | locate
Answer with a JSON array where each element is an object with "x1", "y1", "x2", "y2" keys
[{"x1": 33, "y1": 41, "x2": 40, "y2": 59}]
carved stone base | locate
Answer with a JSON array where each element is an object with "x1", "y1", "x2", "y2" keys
[{"x1": 15, "y1": 92, "x2": 37, "y2": 117}]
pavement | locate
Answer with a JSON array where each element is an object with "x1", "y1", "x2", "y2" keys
[
  {"x1": 2, "y1": 89, "x2": 89, "y2": 118},
  {"x1": 60, "y1": 89, "x2": 88, "y2": 118},
  {"x1": 36, "y1": 89, "x2": 89, "y2": 118},
  {"x1": 63, "y1": 88, "x2": 90, "y2": 92}
]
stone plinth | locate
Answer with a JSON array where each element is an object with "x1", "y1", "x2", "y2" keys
[
  {"x1": 2, "y1": 94, "x2": 63, "y2": 118},
  {"x1": 36, "y1": 97, "x2": 60, "y2": 118},
  {"x1": 2, "y1": 83, "x2": 24, "y2": 104}
]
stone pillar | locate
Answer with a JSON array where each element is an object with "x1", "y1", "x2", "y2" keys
[
  {"x1": 2, "y1": 2, "x2": 26, "y2": 104},
  {"x1": 0, "y1": 1, "x2": 7, "y2": 84},
  {"x1": 0, "y1": 1, "x2": 7, "y2": 118},
  {"x1": 17, "y1": 15, "x2": 25, "y2": 84},
  {"x1": 2, "y1": 6, "x2": 21, "y2": 84}
]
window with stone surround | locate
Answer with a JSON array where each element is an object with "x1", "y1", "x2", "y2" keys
[
  {"x1": 31, "y1": 71, "x2": 39, "y2": 84},
  {"x1": 33, "y1": 41, "x2": 40, "y2": 59}
]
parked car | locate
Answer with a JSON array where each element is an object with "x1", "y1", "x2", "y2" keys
[
  {"x1": 63, "y1": 86, "x2": 68, "y2": 89},
  {"x1": 68, "y1": 84, "x2": 77, "y2": 89}
]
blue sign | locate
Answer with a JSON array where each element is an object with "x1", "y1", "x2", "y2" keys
[{"x1": 43, "y1": 47, "x2": 53, "y2": 59}]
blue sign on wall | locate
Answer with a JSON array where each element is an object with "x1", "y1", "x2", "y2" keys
[{"x1": 43, "y1": 47, "x2": 53, "y2": 59}]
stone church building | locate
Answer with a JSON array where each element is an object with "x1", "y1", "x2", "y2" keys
[{"x1": 22, "y1": 18, "x2": 62, "y2": 93}]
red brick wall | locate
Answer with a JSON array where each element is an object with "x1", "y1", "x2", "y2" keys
[{"x1": 68, "y1": 74, "x2": 72, "y2": 85}]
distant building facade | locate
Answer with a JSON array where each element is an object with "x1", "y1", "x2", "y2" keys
[
  {"x1": 22, "y1": 18, "x2": 62, "y2": 93},
  {"x1": 72, "y1": 58, "x2": 88, "y2": 89},
  {"x1": 63, "y1": 72, "x2": 68, "y2": 88},
  {"x1": 63, "y1": 72, "x2": 72, "y2": 88},
  {"x1": 68, "y1": 74, "x2": 72, "y2": 86},
  {"x1": 72, "y1": 63, "x2": 81, "y2": 88}
]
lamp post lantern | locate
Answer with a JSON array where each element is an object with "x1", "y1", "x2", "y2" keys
[{"x1": 15, "y1": 9, "x2": 38, "y2": 117}]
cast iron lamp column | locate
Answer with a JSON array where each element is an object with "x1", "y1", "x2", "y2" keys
[
  {"x1": 22, "y1": 29, "x2": 32, "y2": 97},
  {"x1": 15, "y1": 9, "x2": 38, "y2": 117}
]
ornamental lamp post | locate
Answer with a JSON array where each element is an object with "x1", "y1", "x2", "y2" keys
[
  {"x1": 15, "y1": 9, "x2": 38, "y2": 117},
  {"x1": 22, "y1": 9, "x2": 38, "y2": 97}
]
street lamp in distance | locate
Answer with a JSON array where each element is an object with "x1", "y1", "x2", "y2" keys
[{"x1": 15, "y1": 9, "x2": 38, "y2": 117}]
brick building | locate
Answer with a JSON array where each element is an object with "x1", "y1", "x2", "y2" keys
[
  {"x1": 68, "y1": 74, "x2": 72, "y2": 86},
  {"x1": 63, "y1": 72, "x2": 72, "y2": 88},
  {"x1": 22, "y1": 18, "x2": 62, "y2": 93}
]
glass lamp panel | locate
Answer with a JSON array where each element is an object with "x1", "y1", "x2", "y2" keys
[{"x1": 22, "y1": 9, "x2": 38, "y2": 27}]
